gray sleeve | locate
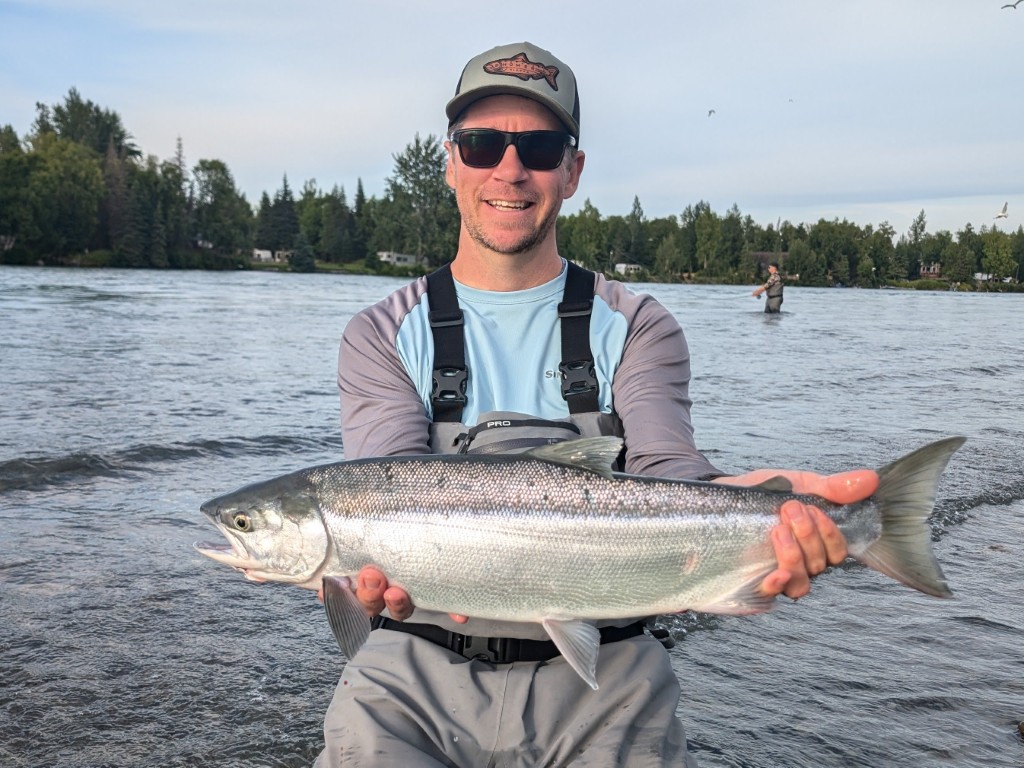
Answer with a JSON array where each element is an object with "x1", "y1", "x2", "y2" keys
[
  {"x1": 337, "y1": 290, "x2": 432, "y2": 460},
  {"x1": 601, "y1": 281, "x2": 723, "y2": 480}
]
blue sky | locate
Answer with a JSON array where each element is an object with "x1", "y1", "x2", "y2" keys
[{"x1": 1, "y1": 0, "x2": 1021, "y2": 238}]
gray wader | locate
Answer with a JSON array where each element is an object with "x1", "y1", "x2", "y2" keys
[{"x1": 316, "y1": 262, "x2": 699, "y2": 767}]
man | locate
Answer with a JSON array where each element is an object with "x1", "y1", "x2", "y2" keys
[
  {"x1": 317, "y1": 42, "x2": 876, "y2": 767},
  {"x1": 753, "y1": 261, "x2": 784, "y2": 313}
]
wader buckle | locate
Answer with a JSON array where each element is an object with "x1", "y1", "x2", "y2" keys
[
  {"x1": 559, "y1": 360, "x2": 598, "y2": 400},
  {"x1": 457, "y1": 634, "x2": 517, "y2": 663}
]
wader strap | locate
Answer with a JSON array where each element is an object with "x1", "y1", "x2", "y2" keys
[
  {"x1": 426, "y1": 264, "x2": 467, "y2": 422},
  {"x1": 426, "y1": 261, "x2": 600, "y2": 423},
  {"x1": 558, "y1": 262, "x2": 600, "y2": 414}
]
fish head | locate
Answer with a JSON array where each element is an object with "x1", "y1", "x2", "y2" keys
[{"x1": 194, "y1": 472, "x2": 330, "y2": 589}]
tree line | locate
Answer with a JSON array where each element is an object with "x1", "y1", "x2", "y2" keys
[{"x1": 2, "y1": 89, "x2": 1022, "y2": 288}]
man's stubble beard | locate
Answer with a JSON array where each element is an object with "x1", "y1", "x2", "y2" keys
[{"x1": 462, "y1": 203, "x2": 560, "y2": 256}]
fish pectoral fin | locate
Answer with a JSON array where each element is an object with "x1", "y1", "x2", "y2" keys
[
  {"x1": 542, "y1": 618, "x2": 601, "y2": 690},
  {"x1": 691, "y1": 571, "x2": 778, "y2": 615},
  {"x1": 322, "y1": 575, "x2": 371, "y2": 661}
]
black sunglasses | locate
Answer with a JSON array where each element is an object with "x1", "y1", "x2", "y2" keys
[{"x1": 450, "y1": 129, "x2": 576, "y2": 171}]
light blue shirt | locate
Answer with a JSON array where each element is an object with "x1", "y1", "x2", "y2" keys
[{"x1": 395, "y1": 264, "x2": 628, "y2": 425}]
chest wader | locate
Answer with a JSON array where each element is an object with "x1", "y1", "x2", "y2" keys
[
  {"x1": 424, "y1": 262, "x2": 624, "y2": 462},
  {"x1": 765, "y1": 276, "x2": 783, "y2": 313}
]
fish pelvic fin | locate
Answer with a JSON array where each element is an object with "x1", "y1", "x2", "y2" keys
[
  {"x1": 322, "y1": 575, "x2": 371, "y2": 660},
  {"x1": 542, "y1": 619, "x2": 601, "y2": 690},
  {"x1": 855, "y1": 436, "x2": 966, "y2": 598},
  {"x1": 525, "y1": 437, "x2": 622, "y2": 478}
]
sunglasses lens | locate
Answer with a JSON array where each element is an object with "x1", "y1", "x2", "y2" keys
[
  {"x1": 516, "y1": 133, "x2": 568, "y2": 170},
  {"x1": 455, "y1": 130, "x2": 570, "y2": 170},
  {"x1": 457, "y1": 131, "x2": 507, "y2": 167}
]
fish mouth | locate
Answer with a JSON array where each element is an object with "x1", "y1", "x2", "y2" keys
[{"x1": 193, "y1": 540, "x2": 269, "y2": 583}]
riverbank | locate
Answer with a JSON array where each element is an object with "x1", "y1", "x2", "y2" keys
[{"x1": 4, "y1": 257, "x2": 1022, "y2": 292}]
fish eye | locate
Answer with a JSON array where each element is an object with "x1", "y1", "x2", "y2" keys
[{"x1": 231, "y1": 513, "x2": 251, "y2": 532}]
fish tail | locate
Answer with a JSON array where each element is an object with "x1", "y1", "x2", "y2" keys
[{"x1": 852, "y1": 436, "x2": 966, "y2": 598}]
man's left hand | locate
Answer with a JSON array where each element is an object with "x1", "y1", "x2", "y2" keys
[{"x1": 716, "y1": 468, "x2": 879, "y2": 599}]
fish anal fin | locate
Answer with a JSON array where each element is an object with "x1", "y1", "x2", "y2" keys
[
  {"x1": 322, "y1": 575, "x2": 371, "y2": 660},
  {"x1": 542, "y1": 619, "x2": 602, "y2": 690},
  {"x1": 690, "y1": 570, "x2": 778, "y2": 615}
]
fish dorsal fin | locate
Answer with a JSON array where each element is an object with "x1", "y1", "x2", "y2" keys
[
  {"x1": 542, "y1": 618, "x2": 602, "y2": 690},
  {"x1": 755, "y1": 476, "x2": 793, "y2": 493},
  {"x1": 525, "y1": 436, "x2": 622, "y2": 478}
]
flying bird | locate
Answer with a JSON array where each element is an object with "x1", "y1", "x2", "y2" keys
[
  {"x1": 707, "y1": 109, "x2": 716, "y2": 117},
  {"x1": 994, "y1": 202, "x2": 1008, "y2": 219},
  {"x1": 1001, "y1": 0, "x2": 1022, "y2": 8}
]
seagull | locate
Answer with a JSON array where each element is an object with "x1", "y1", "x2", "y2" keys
[
  {"x1": 994, "y1": 202, "x2": 1008, "y2": 219},
  {"x1": 1003, "y1": 0, "x2": 1022, "y2": 8},
  {"x1": 707, "y1": 109, "x2": 716, "y2": 117}
]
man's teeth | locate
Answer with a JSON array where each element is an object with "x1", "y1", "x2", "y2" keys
[{"x1": 490, "y1": 200, "x2": 529, "y2": 210}]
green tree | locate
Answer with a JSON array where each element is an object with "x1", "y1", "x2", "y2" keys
[
  {"x1": 289, "y1": 231, "x2": 316, "y2": 272},
  {"x1": 378, "y1": 134, "x2": 458, "y2": 266},
  {"x1": 807, "y1": 218, "x2": 862, "y2": 285},
  {"x1": 981, "y1": 229, "x2": 1015, "y2": 281},
  {"x1": 858, "y1": 222, "x2": 895, "y2": 284},
  {"x1": 34, "y1": 88, "x2": 140, "y2": 159},
  {"x1": 719, "y1": 204, "x2": 746, "y2": 277},
  {"x1": 940, "y1": 241, "x2": 974, "y2": 284},
  {"x1": 192, "y1": 159, "x2": 252, "y2": 254},
  {"x1": 24, "y1": 133, "x2": 104, "y2": 258},
  {"x1": 0, "y1": 125, "x2": 33, "y2": 254},
  {"x1": 956, "y1": 224, "x2": 984, "y2": 278},
  {"x1": 321, "y1": 185, "x2": 358, "y2": 263},
  {"x1": 296, "y1": 178, "x2": 324, "y2": 253},
  {"x1": 679, "y1": 202, "x2": 711, "y2": 274},
  {"x1": 653, "y1": 233, "x2": 684, "y2": 280},
  {"x1": 785, "y1": 239, "x2": 827, "y2": 286},
  {"x1": 558, "y1": 198, "x2": 606, "y2": 270},
  {"x1": 254, "y1": 192, "x2": 274, "y2": 250},
  {"x1": 624, "y1": 196, "x2": 648, "y2": 267},
  {"x1": 159, "y1": 138, "x2": 194, "y2": 263},
  {"x1": 270, "y1": 175, "x2": 300, "y2": 253},
  {"x1": 694, "y1": 207, "x2": 722, "y2": 275}
]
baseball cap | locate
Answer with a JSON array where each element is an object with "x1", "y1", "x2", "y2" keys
[{"x1": 446, "y1": 42, "x2": 580, "y2": 140}]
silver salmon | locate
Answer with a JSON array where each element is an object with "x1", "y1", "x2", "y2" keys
[{"x1": 196, "y1": 436, "x2": 964, "y2": 689}]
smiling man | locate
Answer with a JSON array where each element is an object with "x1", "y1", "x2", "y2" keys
[{"x1": 316, "y1": 42, "x2": 874, "y2": 767}]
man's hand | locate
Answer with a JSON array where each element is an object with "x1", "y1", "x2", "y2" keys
[
  {"x1": 718, "y1": 468, "x2": 879, "y2": 599},
  {"x1": 317, "y1": 566, "x2": 468, "y2": 624}
]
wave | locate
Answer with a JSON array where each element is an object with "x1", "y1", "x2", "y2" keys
[{"x1": 0, "y1": 434, "x2": 344, "y2": 493}]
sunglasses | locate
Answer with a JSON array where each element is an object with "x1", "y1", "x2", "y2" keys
[{"x1": 450, "y1": 129, "x2": 576, "y2": 171}]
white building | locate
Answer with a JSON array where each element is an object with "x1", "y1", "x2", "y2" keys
[{"x1": 378, "y1": 251, "x2": 425, "y2": 267}]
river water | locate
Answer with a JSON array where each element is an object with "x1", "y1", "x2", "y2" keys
[{"x1": 1, "y1": 266, "x2": 1021, "y2": 768}]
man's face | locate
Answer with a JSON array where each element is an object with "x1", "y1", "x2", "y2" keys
[{"x1": 445, "y1": 94, "x2": 584, "y2": 256}]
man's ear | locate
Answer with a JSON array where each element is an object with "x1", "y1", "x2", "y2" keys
[{"x1": 444, "y1": 140, "x2": 456, "y2": 189}]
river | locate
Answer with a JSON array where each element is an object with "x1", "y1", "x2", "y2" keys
[{"x1": 1, "y1": 266, "x2": 1021, "y2": 767}]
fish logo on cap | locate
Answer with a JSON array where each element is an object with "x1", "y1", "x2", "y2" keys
[{"x1": 483, "y1": 52, "x2": 560, "y2": 91}]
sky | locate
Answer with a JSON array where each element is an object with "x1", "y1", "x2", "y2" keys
[{"x1": 1, "y1": 0, "x2": 1021, "y2": 239}]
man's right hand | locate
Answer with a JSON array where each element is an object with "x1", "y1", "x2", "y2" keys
[{"x1": 318, "y1": 566, "x2": 468, "y2": 624}]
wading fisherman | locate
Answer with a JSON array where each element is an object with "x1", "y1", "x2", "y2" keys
[
  {"x1": 753, "y1": 261, "x2": 784, "y2": 313},
  {"x1": 317, "y1": 42, "x2": 876, "y2": 767}
]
